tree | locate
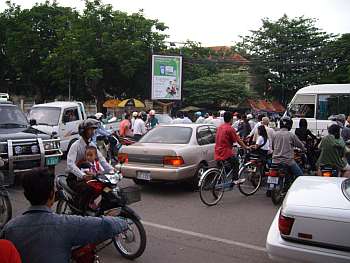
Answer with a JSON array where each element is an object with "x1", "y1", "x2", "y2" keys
[
  {"x1": 239, "y1": 15, "x2": 334, "y2": 104},
  {"x1": 320, "y1": 33, "x2": 350, "y2": 84},
  {"x1": 184, "y1": 69, "x2": 252, "y2": 107},
  {"x1": 3, "y1": 0, "x2": 77, "y2": 101}
]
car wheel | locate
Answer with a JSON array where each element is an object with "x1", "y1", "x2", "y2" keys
[{"x1": 190, "y1": 163, "x2": 206, "y2": 191}]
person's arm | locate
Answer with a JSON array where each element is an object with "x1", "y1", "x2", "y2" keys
[
  {"x1": 68, "y1": 215, "x2": 128, "y2": 247},
  {"x1": 292, "y1": 133, "x2": 306, "y2": 152},
  {"x1": 231, "y1": 128, "x2": 248, "y2": 150},
  {"x1": 67, "y1": 143, "x2": 86, "y2": 179},
  {"x1": 307, "y1": 129, "x2": 317, "y2": 140}
]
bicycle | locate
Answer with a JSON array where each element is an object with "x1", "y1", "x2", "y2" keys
[
  {"x1": 199, "y1": 159, "x2": 248, "y2": 206},
  {"x1": 237, "y1": 152, "x2": 269, "y2": 196}
]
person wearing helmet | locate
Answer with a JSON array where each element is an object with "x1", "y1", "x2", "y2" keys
[
  {"x1": 147, "y1": 110, "x2": 159, "y2": 129},
  {"x1": 317, "y1": 124, "x2": 350, "y2": 177},
  {"x1": 271, "y1": 116, "x2": 306, "y2": 177},
  {"x1": 67, "y1": 119, "x2": 114, "y2": 211},
  {"x1": 195, "y1": 111, "x2": 205, "y2": 124},
  {"x1": 95, "y1": 112, "x2": 104, "y2": 121},
  {"x1": 133, "y1": 112, "x2": 147, "y2": 141}
]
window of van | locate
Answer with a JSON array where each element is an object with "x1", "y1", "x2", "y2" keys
[
  {"x1": 62, "y1": 108, "x2": 79, "y2": 123},
  {"x1": 317, "y1": 94, "x2": 350, "y2": 120},
  {"x1": 288, "y1": 94, "x2": 315, "y2": 118}
]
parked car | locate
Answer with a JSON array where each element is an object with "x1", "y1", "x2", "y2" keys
[
  {"x1": 266, "y1": 176, "x2": 350, "y2": 263},
  {"x1": 0, "y1": 102, "x2": 62, "y2": 181},
  {"x1": 117, "y1": 124, "x2": 216, "y2": 188}
]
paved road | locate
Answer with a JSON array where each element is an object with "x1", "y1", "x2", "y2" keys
[{"x1": 8, "y1": 161, "x2": 293, "y2": 263}]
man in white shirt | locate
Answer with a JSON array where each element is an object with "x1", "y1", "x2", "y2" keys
[
  {"x1": 173, "y1": 112, "x2": 185, "y2": 124},
  {"x1": 249, "y1": 114, "x2": 265, "y2": 141},
  {"x1": 133, "y1": 113, "x2": 147, "y2": 141},
  {"x1": 204, "y1": 112, "x2": 214, "y2": 124},
  {"x1": 195, "y1": 112, "x2": 205, "y2": 124},
  {"x1": 211, "y1": 112, "x2": 224, "y2": 127}
]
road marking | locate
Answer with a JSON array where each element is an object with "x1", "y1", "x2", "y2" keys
[{"x1": 143, "y1": 221, "x2": 266, "y2": 252}]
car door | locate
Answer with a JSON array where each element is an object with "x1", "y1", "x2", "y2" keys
[
  {"x1": 61, "y1": 107, "x2": 80, "y2": 146},
  {"x1": 197, "y1": 126, "x2": 215, "y2": 167}
]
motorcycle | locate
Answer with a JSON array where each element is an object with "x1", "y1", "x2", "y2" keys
[
  {"x1": 0, "y1": 158, "x2": 12, "y2": 229},
  {"x1": 267, "y1": 149, "x2": 307, "y2": 206},
  {"x1": 96, "y1": 133, "x2": 123, "y2": 163},
  {"x1": 55, "y1": 169, "x2": 146, "y2": 261}
]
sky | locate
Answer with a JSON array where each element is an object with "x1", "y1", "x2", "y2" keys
[{"x1": 1, "y1": 0, "x2": 350, "y2": 46}]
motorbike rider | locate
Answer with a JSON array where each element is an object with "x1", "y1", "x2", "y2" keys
[
  {"x1": 0, "y1": 168, "x2": 128, "y2": 263},
  {"x1": 67, "y1": 119, "x2": 114, "y2": 211},
  {"x1": 317, "y1": 124, "x2": 350, "y2": 177},
  {"x1": 215, "y1": 111, "x2": 248, "y2": 184},
  {"x1": 271, "y1": 116, "x2": 306, "y2": 177}
]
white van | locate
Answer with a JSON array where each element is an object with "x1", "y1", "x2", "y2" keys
[
  {"x1": 29, "y1": 101, "x2": 87, "y2": 152},
  {"x1": 0, "y1": 93, "x2": 9, "y2": 102},
  {"x1": 286, "y1": 84, "x2": 350, "y2": 136}
]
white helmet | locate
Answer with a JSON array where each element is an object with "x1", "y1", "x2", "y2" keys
[
  {"x1": 95, "y1": 112, "x2": 104, "y2": 120},
  {"x1": 219, "y1": 110, "x2": 226, "y2": 117},
  {"x1": 132, "y1": 112, "x2": 138, "y2": 117},
  {"x1": 247, "y1": 114, "x2": 253, "y2": 119},
  {"x1": 149, "y1": 110, "x2": 156, "y2": 116}
]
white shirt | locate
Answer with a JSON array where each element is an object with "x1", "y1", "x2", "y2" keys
[
  {"x1": 196, "y1": 116, "x2": 205, "y2": 124},
  {"x1": 256, "y1": 136, "x2": 270, "y2": 151},
  {"x1": 250, "y1": 121, "x2": 262, "y2": 138},
  {"x1": 211, "y1": 118, "x2": 224, "y2": 127},
  {"x1": 133, "y1": 118, "x2": 146, "y2": 135},
  {"x1": 204, "y1": 116, "x2": 213, "y2": 124},
  {"x1": 183, "y1": 117, "x2": 193, "y2": 124},
  {"x1": 172, "y1": 118, "x2": 184, "y2": 124}
]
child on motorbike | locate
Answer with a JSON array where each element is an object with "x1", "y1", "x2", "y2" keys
[{"x1": 78, "y1": 146, "x2": 104, "y2": 175}]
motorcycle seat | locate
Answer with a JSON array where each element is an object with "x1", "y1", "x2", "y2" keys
[{"x1": 57, "y1": 175, "x2": 76, "y2": 196}]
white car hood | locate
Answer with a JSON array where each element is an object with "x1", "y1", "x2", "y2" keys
[
  {"x1": 32, "y1": 125, "x2": 57, "y2": 136},
  {"x1": 283, "y1": 176, "x2": 350, "y2": 222}
]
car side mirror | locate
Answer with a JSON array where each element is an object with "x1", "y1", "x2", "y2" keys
[{"x1": 29, "y1": 119, "x2": 37, "y2": 126}]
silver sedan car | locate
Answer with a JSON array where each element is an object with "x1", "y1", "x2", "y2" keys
[{"x1": 117, "y1": 124, "x2": 217, "y2": 188}]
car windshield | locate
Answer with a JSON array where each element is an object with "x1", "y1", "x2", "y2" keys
[
  {"x1": 29, "y1": 107, "x2": 61, "y2": 126},
  {"x1": 140, "y1": 126, "x2": 192, "y2": 144},
  {"x1": 342, "y1": 179, "x2": 350, "y2": 201},
  {"x1": 0, "y1": 106, "x2": 28, "y2": 127}
]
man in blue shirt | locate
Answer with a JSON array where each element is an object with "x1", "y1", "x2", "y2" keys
[{"x1": 0, "y1": 168, "x2": 128, "y2": 263}]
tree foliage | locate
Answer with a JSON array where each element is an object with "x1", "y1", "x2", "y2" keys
[{"x1": 239, "y1": 15, "x2": 335, "y2": 104}]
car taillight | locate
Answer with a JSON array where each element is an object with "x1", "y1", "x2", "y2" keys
[
  {"x1": 268, "y1": 169, "x2": 278, "y2": 177},
  {"x1": 163, "y1": 156, "x2": 184, "y2": 166},
  {"x1": 278, "y1": 212, "x2": 294, "y2": 235},
  {"x1": 118, "y1": 153, "x2": 128, "y2": 164},
  {"x1": 321, "y1": 171, "x2": 332, "y2": 177}
]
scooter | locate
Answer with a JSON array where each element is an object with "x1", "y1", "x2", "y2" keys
[{"x1": 55, "y1": 169, "x2": 146, "y2": 261}]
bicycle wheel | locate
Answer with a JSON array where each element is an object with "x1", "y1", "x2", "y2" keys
[
  {"x1": 238, "y1": 162, "x2": 262, "y2": 196},
  {"x1": 199, "y1": 168, "x2": 225, "y2": 206}
]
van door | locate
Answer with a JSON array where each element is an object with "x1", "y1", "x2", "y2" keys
[{"x1": 60, "y1": 107, "x2": 80, "y2": 151}]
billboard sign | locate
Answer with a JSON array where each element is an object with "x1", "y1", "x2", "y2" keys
[{"x1": 151, "y1": 55, "x2": 182, "y2": 100}]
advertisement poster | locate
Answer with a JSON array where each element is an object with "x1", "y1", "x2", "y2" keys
[{"x1": 151, "y1": 55, "x2": 182, "y2": 100}]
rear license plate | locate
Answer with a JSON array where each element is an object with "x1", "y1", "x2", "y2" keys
[
  {"x1": 46, "y1": 156, "x2": 59, "y2": 166},
  {"x1": 136, "y1": 171, "x2": 151, "y2": 181},
  {"x1": 267, "y1": 176, "x2": 279, "y2": 185}
]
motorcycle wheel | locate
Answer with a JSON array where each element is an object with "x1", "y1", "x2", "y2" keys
[
  {"x1": 113, "y1": 215, "x2": 146, "y2": 260},
  {"x1": 56, "y1": 199, "x2": 74, "y2": 215},
  {"x1": 0, "y1": 192, "x2": 12, "y2": 228},
  {"x1": 271, "y1": 178, "x2": 285, "y2": 206}
]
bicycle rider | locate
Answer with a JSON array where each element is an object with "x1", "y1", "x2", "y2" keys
[{"x1": 215, "y1": 111, "x2": 249, "y2": 184}]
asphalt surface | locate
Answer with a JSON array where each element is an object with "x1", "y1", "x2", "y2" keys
[{"x1": 7, "y1": 161, "x2": 294, "y2": 263}]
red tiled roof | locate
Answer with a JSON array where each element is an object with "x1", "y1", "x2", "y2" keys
[{"x1": 208, "y1": 46, "x2": 249, "y2": 63}]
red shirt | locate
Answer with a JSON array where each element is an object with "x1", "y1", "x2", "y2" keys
[
  {"x1": 0, "y1": 240, "x2": 22, "y2": 263},
  {"x1": 119, "y1": 119, "x2": 131, "y2": 137},
  {"x1": 214, "y1": 123, "x2": 239, "y2": 161}
]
